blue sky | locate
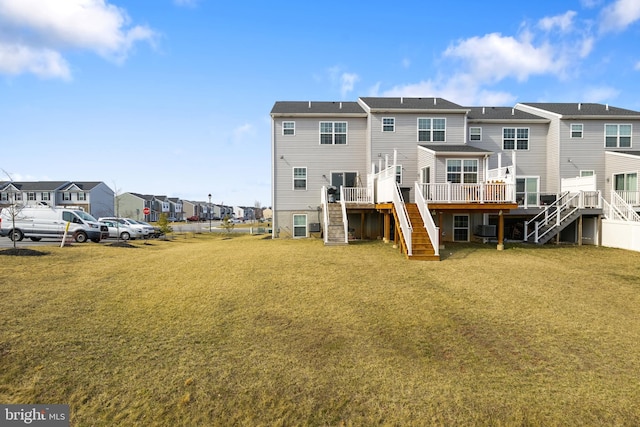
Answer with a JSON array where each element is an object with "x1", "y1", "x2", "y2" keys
[{"x1": 1, "y1": 0, "x2": 639, "y2": 207}]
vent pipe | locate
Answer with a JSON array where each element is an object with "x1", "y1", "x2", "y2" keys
[
  {"x1": 512, "y1": 108, "x2": 515, "y2": 115},
  {"x1": 578, "y1": 103, "x2": 581, "y2": 111},
  {"x1": 339, "y1": 102, "x2": 342, "y2": 109},
  {"x1": 606, "y1": 104, "x2": 609, "y2": 111},
  {"x1": 482, "y1": 107, "x2": 485, "y2": 114},
  {"x1": 434, "y1": 98, "x2": 437, "y2": 105},
  {"x1": 308, "y1": 101, "x2": 311, "y2": 109},
  {"x1": 400, "y1": 97, "x2": 403, "y2": 104}
]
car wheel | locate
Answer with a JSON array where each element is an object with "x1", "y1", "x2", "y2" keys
[
  {"x1": 30, "y1": 237, "x2": 42, "y2": 242},
  {"x1": 10, "y1": 229, "x2": 24, "y2": 242},
  {"x1": 74, "y1": 231, "x2": 88, "y2": 243},
  {"x1": 121, "y1": 232, "x2": 130, "y2": 241}
]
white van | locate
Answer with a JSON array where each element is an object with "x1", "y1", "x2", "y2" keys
[{"x1": 0, "y1": 205, "x2": 106, "y2": 243}]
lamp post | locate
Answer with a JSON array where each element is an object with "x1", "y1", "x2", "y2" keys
[{"x1": 208, "y1": 193, "x2": 212, "y2": 232}]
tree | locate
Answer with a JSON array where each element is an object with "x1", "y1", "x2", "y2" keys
[
  {"x1": 220, "y1": 214, "x2": 235, "y2": 234},
  {"x1": 157, "y1": 213, "x2": 173, "y2": 237},
  {"x1": 1, "y1": 169, "x2": 24, "y2": 249}
]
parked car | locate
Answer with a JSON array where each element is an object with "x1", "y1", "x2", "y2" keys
[
  {"x1": 136, "y1": 220, "x2": 163, "y2": 238},
  {"x1": 187, "y1": 215, "x2": 200, "y2": 222},
  {"x1": 98, "y1": 217, "x2": 153, "y2": 239},
  {"x1": 99, "y1": 219, "x2": 141, "y2": 240}
]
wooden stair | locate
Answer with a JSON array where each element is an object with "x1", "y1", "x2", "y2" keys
[
  {"x1": 398, "y1": 203, "x2": 440, "y2": 261},
  {"x1": 324, "y1": 203, "x2": 347, "y2": 245}
]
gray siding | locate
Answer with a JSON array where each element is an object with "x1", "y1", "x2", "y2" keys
[
  {"x1": 272, "y1": 116, "x2": 368, "y2": 235},
  {"x1": 604, "y1": 152, "x2": 640, "y2": 200}
]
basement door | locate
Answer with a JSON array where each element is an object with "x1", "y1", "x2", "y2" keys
[{"x1": 331, "y1": 172, "x2": 358, "y2": 201}]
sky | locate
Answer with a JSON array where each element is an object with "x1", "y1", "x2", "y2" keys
[{"x1": 1, "y1": 0, "x2": 640, "y2": 207}]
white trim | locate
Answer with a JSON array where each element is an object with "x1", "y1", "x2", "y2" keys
[
  {"x1": 453, "y1": 214, "x2": 470, "y2": 242},
  {"x1": 469, "y1": 126, "x2": 482, "y2": 142},
  {"x1": 292, "y1": 213, "x2": 308, "y2": 238},
  {"x1": 417, "y1": 117, "x2": 447, "y2": 142},
  {"x1": 282, "y1": 121, "x2": 295, "y2": 136},
  {"x1": 382, "y1": 117, "x2": 395, "y2": 132},
  {"x1": 502, "y1": 127, "x2": 530, "y2": 150},
  {"x1": 570, "y1": 123, "x2": 583, "y2": 139},
  {"x1": 292, "y1": 167, "x2": 307, "y2": 191},
  {"x1": 604, "y1": 123, "x2": 632, "y2": 148}
]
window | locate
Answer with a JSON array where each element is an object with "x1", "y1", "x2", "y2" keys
[
  {"x1": 580, "y1": 170, "x2": 595, "y2": 177},
  {"x1": 453, "y1": 215, "x2": 469, "y2": 241},
  {"x1": 27, "y1": 192, "x2": 36, "y2": 201},
  {"x1": 41, "y1": 192, "x2": 50, "y2": 201},
  {"x1": 395, "y1": 165, "x2": 403, "y2": 184},
  {"x1": 78, "y1": 192, "x2": 86, "y2": 201},
  {"x1": 418, "y1": 118, "x2": 446, "y2": 142},
  {"x1": 614, "y1": 172, "x2": 638, "y2": 204},
  {"x1": 503, "y1": 128, "x2": 529, "y2": 150},
  {"x1": 293, "y1": 167, "x2": 307, "y2": 190},
  {"x1": 605, "y1": 124, "x2": 632, "y2": 148},
  {"x1": 320, "y1": 121, "x2": 347, "y2": 144},
  {"x1": 571, "y1": 124, "x2": 583, "y2": 138},
  {"x1": 469, "y1": 127, "x2": 482, "y2": 141},
  {"x1": 516, "y1": 177, "x2": 539, "y2": 206},
  {"x1": 63, "y1": 192, "x2": 71, "y2": 201},
  {"x1": 293, "y1": 214, "x2": 307, "y2": 238},
  {"x1": 283, "y1": 121, "x2": 295, "y2": 136},
  {"x1": 382, "y1": 117, "x2": 395, "y2": 132},
  {"x1": 447, "y1": 159, "x2": 478, "y2": 183},
  {"x1": 14, "y1": 193, "x2": 22, "y2": 201},
  {"x1": 1, "y1": 193, "x2": 7, "y2": 201}
]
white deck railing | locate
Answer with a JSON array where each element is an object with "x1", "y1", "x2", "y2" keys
[
  {"x1": 524, "y1": 192, "x2": 584, "y2": 243},
  {"x1": 414, "y1": 182, "x2": 439, "y2": 256},
  {"x1": 615, "y1": 190, "x2": 640, "y2": 206},
  {"x1": 342, "y1": 186, "x2": 373, "y2": 203},
  {"x1": 609, "y1": 191, "x2": 640, "y2": 222},
  {"x1": 391, "y1": 181, "x2": 412, "y2": 256},
  {"x1": 419, "y1": 182, "x2": 516, "y2": 203}
]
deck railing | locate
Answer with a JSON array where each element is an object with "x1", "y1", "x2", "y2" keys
[
  {"x1": 321, "y1": 186, "x2": 329, "y2": 244},
  {"x1": 419, "y1": 182, "x2": 516, "y2": 204},
  {"x1": 414, "y1": 182, "x2": 439, "y2": 256},
  {"x1": 339, "y1": 187, "x2": 349, "y2": 243},
  {"x1": 391, "y1": 181, "x2": 412, "y2": 256},
  {"x1": 342, "y1": 186, "x2": 373, "y2": 204},
  {"x1": 609, "y1": 191, "x2": 640, "y2": 222},
  {"x1": 615, "y1": 190, "x2": 640, "y2": 206}
]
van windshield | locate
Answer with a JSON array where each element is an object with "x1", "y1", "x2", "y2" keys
[{"x1": 75, "y1": 210, "x2": 98, "y2": 222}]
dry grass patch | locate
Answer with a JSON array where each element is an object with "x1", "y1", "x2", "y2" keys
[{"x1": 1, "y1": 235, "x2": 639, "y2": 425}]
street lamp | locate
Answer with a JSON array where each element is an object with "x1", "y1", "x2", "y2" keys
[{"x1": 208, "y1": 193, "x2": 212, "y2": 232}]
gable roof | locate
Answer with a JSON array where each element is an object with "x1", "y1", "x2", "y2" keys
[
  {"x1": 517, "y1": 102, "x2": 640, "y2": 119},
  {"x1": 467, "y1": 107, "x2": 548, "y2": 122},
  {"x1": 4, "y1": 181, "x2": 69, "y2": 191},
  {"x1": 359, "y1": 97, "x2": 468, "y2": 112},
  {"x1": 270, "y1": 101, "x2": 366, "y2": 116}
]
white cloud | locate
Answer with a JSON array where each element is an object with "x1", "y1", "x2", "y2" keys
[
  {"x1": 0, "y1": 43, "x2": 70, "y2": 79},
  {"x1": 539, "y1": 11, "x2": 577, "y2": 33},
  {"x1": 340, "y1": 72, "x2": 359, "y2": 98},
  {"x1": 581, "y1": 85, "x2": 620, "y2": 102},
  {"x1": 0, "y1": 0, "x2": 157, "y2": 78},
  {"x1": 401, "y1": 58, "x2": 411, "y2": 68},
  {"x1": 581, "y1": 0, "x2": 602, "y2": 8},
  {"x1": 174, "y1": 0, "x2": 199, "y2": 7},
  {"x1": 599, "y1": 0, "x2": 640, "y2": 32},
  {"x1": 635, "y1": 61, "x2": 640, "y2": 70},
  {"x1": 444, "y1": 32, "x2": 565, "y2": 83}
]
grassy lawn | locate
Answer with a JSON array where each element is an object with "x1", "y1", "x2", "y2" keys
[{"x1": 1, "y1": 235, "x2": 639, "y2": 426}]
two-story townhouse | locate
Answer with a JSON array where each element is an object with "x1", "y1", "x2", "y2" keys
[
  {"x1": 118, "y1": 192, "x2": 154, "y2": 221},
  {"x1": 168, "y1": 198, "x2": 183, "y2": 221},
  {"x1": 0, "y1": 181, "x2": 114, "y2": 217}
]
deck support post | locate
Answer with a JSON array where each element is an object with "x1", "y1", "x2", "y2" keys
[
  {"x1": 383, "y1": 211, "x2": 391, "y2": 243},
  {"x1": 497, "y1": 210, "x2": 505, "y2": 251}
]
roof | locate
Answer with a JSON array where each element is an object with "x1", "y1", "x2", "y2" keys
[
  {"x1": 467, "y1": 107, "x2": 548, "y2": 122},
  {"x1": 359, "y1": 97, "x2": 467, "y2": 111},
  {"x1": 419, "y1": 144, "x2": 493, "y2": 155},
  {"x1": 270, "y1": 101, "x2": 365, "y2": 116},
  {"x1": 1, "y1": 181, "x2": 69, "y2": 191},
  {"x1": 518, "y1": 102, "x2": 640, "y2": 118}
]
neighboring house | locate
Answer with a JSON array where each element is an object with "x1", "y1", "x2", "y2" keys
[
  {"x1": 0, "y1": 181, "x2": 114, "y2": 217},
  {"x1": 271, "y1": 98, "x2": 640, "y2": 259},
  {"x1": 118, "y1": 192, "x2": 154, "y2": 221},
  {"x1": 168, "y1": 197, "x2": 183, "y2": 221}
]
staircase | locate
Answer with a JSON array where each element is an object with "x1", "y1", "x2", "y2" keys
[
  {"x1": 525, "y1": 194, "x2": 583, "y2": 245},
  {"x1": 324, "y1": 203, "x2": 347, "y2": 245},
  {"x1": 400, "y1": 203, "x2": 440, "y2": 261}
]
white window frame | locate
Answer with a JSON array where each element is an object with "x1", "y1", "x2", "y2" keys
[
  {"x1": 320, "y1": 121, "x2": 348, "y2": 145},
  {"x1": 453, "y1": 214, "x2": 470, "y2": 242},
  {"x1": 446, "y1": 159, "x2": 478, "y2": 184},
  {"x1": 27, "y1": 192, "x2": 36, "y2": 201},
  {"x1": 62, "y1": 192, "x2": 71, "y2": 201},
  {"x1": 516, "y1": 176, "x2": 540, "y2": 207},
  {"x1": 418, "y1": 118, "x2": 446, "y2": 142},
  {"x1": 78, "y1": 192, "x2": 86, "y2": 201},
  {"x1": 605, "y1": 124, "x2": 632, "y2": 148},
  {"x1": 293, "y1": 214, "x2": 307, "y2": 238},
  {"x1": 293, "y1": 167, "x2": 307, "y2": 191},
  {"x1": 469, "y1": 127, "x2": 482, "y2": 142},
  {"x1": 282, "y1": 121, "x2": 295, "y2": 136},
  {"x1": 571, "y1": 123, "x2": 583, "y2": 139},
  {"x1": 382, "y1": 117, "x2": 395, "y2": 132},
  {"x1": 395, "y1": 165, "x2": 403, "y2": 184},
  {"x1": 580, "y1": 170, "x2": 595, "y2": 177},
  {"x1": 41, "y1": 192, "x2": 50, "y2": 201},
  {"x1": 503, "y1": 127, "x2": 529, "y2": 150}
]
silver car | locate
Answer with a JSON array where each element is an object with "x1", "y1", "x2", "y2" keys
[{"x1": 99, "y1": 220, "x2": 141, "y2": 240}]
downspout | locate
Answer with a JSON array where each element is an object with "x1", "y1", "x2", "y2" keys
[{"x1": 271, "y1": 116, "x2": 277, "y2": 238}]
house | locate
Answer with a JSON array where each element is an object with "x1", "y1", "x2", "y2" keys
[
  {"x1": 270, "y1": 97, "x2": 640, "y2": 259},
  {"x1": 0, "y1": 181, "x2": 114, "y2": 218}
]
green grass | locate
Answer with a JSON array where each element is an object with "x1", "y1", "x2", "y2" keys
[{"x1": 1, "y1": 235, "x2": 640, "y2": 426}]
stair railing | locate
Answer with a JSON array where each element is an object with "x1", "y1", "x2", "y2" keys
[
  {"x1": 414, "y1": 182, "x2": 439, "y2": 256},
  {"x1": 321, "y1": 186, "x2": 329, "y2": 244},
  {"x1": 392, "y1": 182, "x2": 412, "y2": 256},
  {"x1": 609, "y1": 191, "x2": 640, "y2": 222},
  {"x1": 524, "y1": 191, "x2": 580, "y2": 243},
  {"x1": 340, "y1": 186, "x2": 349, "y2": 243}
]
